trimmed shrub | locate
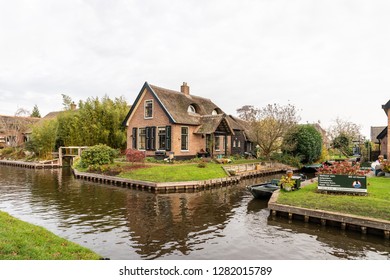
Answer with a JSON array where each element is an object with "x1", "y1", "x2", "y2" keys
[
  {"x1": 125, "y1": 149, "x2": 145, "y2": 164},
  {"x1": 80, "y1": 144, "x2": 117, "y2": 167}
]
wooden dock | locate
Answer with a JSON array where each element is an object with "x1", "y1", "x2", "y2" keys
[
  {"x1": 0, "y1": 159, "x2": 61, "y2": 169},
  {"x1": 268, "y1": 190, "x2": 390, "y2": 239}
]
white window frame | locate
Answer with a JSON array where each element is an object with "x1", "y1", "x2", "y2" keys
[
  {"x1": 157, "y1": 126, "x2": 166, "y2": 150},
  {"x1": 144, "y1": 100, "x2": 153, "y2": 119},
  {"x1": 181, "y1": 126, "x2": 189, "y2": 151},
  {"x1": 138, "y1": 128, "x2": 146, "y2": 150}
]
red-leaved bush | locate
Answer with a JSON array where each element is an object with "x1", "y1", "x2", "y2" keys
[
  {"x1": 125, "y1": 149, "x2": 145, "y2": 164},
  {"x1": 316, "y1": 161, "x2": 369, "y2": 176}
]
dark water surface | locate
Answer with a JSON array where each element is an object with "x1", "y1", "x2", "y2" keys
[{"x1": 0, "y1": 165, "x2": 389, "y2": 260}]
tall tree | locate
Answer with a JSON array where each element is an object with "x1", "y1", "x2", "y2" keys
[
  {"x1": 28, "y1": 119, "x2": 58, "y2": 159},
  {"x1": 251, "y1": 103, "x2": 300, "y2": 158},
  {"x1": 282, "y1": 124, "x2": 323, "y2": 163},
  {"x1": 30, "y1": 105, "x2": 41, "y2": 118},
  {"x1": 61, "y1": 94, "x2": 74, "y2": 110},
  {"x1": 236, "y1": 105, "x2": 259, "y2": 122}
]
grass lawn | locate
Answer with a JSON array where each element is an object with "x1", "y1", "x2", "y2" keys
[
  {"x1": 0, "y1": 211, "x2": 101, "y2": 260},
  {"x1": 119, "y1": 162, "x2": 228, "y2": 182},
  {"x1": 276, "y1": 177, "x2": 390, "y2": 221}
]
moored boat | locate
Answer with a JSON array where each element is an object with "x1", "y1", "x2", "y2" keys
[{"x1": 246, "y1": 179, "x2": 280, "y2": 199}]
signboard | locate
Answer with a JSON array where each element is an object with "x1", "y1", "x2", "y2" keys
[{"x1": 318, "y1": 174, "x2": 367, "y2": 193}]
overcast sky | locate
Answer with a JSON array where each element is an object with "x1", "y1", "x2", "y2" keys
[{"x1": 1, "y1": 0, "x2": 389, "y2": 138}]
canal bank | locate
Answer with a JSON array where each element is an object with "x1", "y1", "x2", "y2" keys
[
  {"x1": 0, "y1": 210, "x2": 101, "y2": 260},
  {"x1": 0, "y1": 165, "x2": 388, "y2": 259},
  {"x1": 268, "y1": 178, "x2": 390, "y2": 239},
  {"x1": 72, "y1": 162, "x2": 297, "y2": 192}
]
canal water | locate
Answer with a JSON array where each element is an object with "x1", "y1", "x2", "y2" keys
[{"x1": 0, "y1": 165, "x2": 389, "y2": 260}]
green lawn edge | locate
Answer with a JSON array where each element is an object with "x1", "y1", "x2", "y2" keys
[
  {"x1": 0, "y1": 211, "x2": 101, "y2": 260},
  {"x1": 118, "y1": 162, "x2": 228, "y2": 182},
  {"x1": 276, "y1": 177, "x2": 390, "y2": 221}
]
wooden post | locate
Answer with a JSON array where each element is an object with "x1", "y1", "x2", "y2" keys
[
  {"x1": 361, "y1": 226, "x2": 367, "y2": 234},
  {"x1": 304, "y1": 216, "x2": 309, "y2": 223},
  {"x1": 384, "y1": 231, "x2": 390, "y2": 239},
  {"x1": 341, "y1": 222, "x2": 346, "y2": 230},
  {"x1": 321, "y1": 219, "x2": 326, "y2": 226},
  {"x1": 288, "y1": 213, "x2": 293, "y2": 220},
  {"x1": 58, "y1": 147, "x2": 63, "y2": 167}
]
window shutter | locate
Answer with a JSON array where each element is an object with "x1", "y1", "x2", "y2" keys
[
  {"x1": 145, "y1": 127, "x2": 151, "y2": 150},
  {"x1": 166, "y1": 125, "x2": 171, "y2": 151},
  {"x1": 132, "y1": 127, "x2": 137, "y2": 149},
  {"x1": 151, "y1": 126, "x2": 156, "y2": 151}
]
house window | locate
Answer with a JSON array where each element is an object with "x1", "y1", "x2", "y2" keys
[
  {"x1": 233, "y1": 139, "x2": 236, "y2": 148},
  {"x1": 139, "y1": 128, "x2": 146, "y2": 150},
  {"x1": 215, "y1": 135, "x2": 220, "y2": 151},
  {"x1": 181, "y1": 127, "x2": 189, "y2": 151},
  {"x1": 144, "y1": 100, "x2": 153, "y2": 119},
  {"x1": 158, "y1": 127, "x2": 166, "y2": 150},
  {"x1": 212, "y1": 109, "x2": 218, "y2": 115},
  {"x1": 238, "y1": 141, "x2": 241, "y2": 148}
]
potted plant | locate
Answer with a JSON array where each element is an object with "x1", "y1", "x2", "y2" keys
[
  {"x1": 279, "y1": 175, "x2": 296, "y2": 192},
  {"x1": 382, "y1": 161, "x2": 390, "y2": 177}
]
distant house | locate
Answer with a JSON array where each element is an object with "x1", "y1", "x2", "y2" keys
[
  {"x1": 0, "y1": 115, "x2": 40, "y2": 148},
  {"x1": 122, "y1": 82, "x2": 254, "y2": 159},
  {"x1": 376, "y1": 100, "x2": 390, "y2": 159}
]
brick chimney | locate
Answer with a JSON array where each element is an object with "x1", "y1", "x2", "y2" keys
[
  {"x1": 70, "y1": 102, "x2": 77, "y2": 110},
  {"x1": 180, "y1": 82, "x2": 190, "y2": 95}
]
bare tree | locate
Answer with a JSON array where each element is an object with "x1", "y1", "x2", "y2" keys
[
  {"x1": 327, "y1": 117, "x2": 362, "y2": 142},
  {"x1": 251, "y1": 103, "x2": 300, "y2": 159}
]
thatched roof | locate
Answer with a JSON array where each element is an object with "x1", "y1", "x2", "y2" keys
[
  {"x1": 149, "y1": 84, "x2": 223, "y2": 125},
  {"x1": 123, "y1": 82, "x2": 226, "y2": 127},
  {"x1": 194, "y1": 114, "x2": 234, "y2": 135},
  {"x1": 0, "y1": 115, "x2": 40, "y2": 135},
  {"x1": 228, "y1": 115, "x2": 256, "y2": 142}
]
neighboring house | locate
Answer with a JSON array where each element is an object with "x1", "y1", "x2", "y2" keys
[
  {"x1": 123, "y1": 82, "x2": 254, "y2": 159},
  {"x1": 228, "y1": 115, "x2": 256, "y2": 156},
  {"x1": 311, "y1": 122, "x2": 330, "y2": 148},
  {"x1": 0, "y1": 115, "x2": 40, "y2": 148},
  {"x1": 376, "y1": 100, "x2": 390, "y2": 159}
]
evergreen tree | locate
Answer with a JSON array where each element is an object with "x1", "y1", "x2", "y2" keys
[
  {"x1": 30, "y1": 105, "x2": 41, "y2": 118},
  {"x1": 282, "y1": 124, "x2": 323, "y2": 164}
]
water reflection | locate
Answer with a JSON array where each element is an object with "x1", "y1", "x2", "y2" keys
[{"x1": 0, "y1": 165, "x2": 389, "y2": 260}]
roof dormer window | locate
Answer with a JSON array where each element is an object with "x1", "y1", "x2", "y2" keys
[
  {"x1": 212, "y1": 108, "x2": 222, "y2": 115},
  {"x1": 188, "y1": 105, "x2": 197, "y2": 114}
]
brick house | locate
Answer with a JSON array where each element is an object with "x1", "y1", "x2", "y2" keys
[
  {"x1": 123, "y1": 82, "x2": 254, "y2": 159},
  {"x1": 376, "y1": 100, "x2": 390, "y2": 159},
  {"x1": 0, "y1": 115, "x2": 40, "y2": 148}
]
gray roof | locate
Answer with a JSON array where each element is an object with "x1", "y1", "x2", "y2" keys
[{"x1": 371, "y1": 126, "x2": 386, "y2": 142}]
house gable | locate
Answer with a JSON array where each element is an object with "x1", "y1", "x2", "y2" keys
[{"x1": 122, "y1": 82, "x2": 175, "y2": 127}]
